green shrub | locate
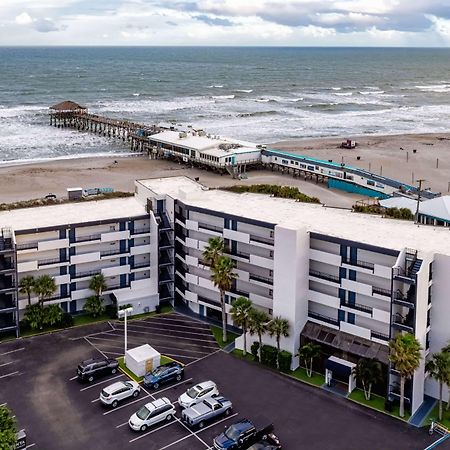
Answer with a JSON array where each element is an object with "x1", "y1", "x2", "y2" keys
[
  {"x1": 24, "y1": 304, "x2": 46, "y2": 330},
  {"x1": 83, "y1": 296, "x2": 105, "y2": 318},
  {"x1": 222, "y1": 185, "x2": 320, "y2": 204},
  {"x1": 60, "y1": 312, "x2": 74, "y2": 328},
  {"x1": 278, "y1": 350, "x2": 292, "y2": 373},
  {"x1": 261, "y1": 344, "x2": 278, "y2": 368},
  {"x1": 43, "y1": 304, "x2": 63, "y2": 326},
  {"x1": 251, "y1": 341, "x2": 260, "y2": 359},
  {"x1": 106, "y1": 304, "x2": 118, "y2": 319}
]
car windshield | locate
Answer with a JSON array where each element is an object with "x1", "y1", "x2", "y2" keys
[
  {"x1": 225, "y1": 425, "x2": 242, "y2": 441},
  {"x1": 151, "y1": 367, "x2": 165, "y2": 377},
  {"x1": 136, "y1": 406, "x2": 150, "y2": 420},
  {"x1": 186, "y1": 386, "x2": 200, "y2": 399}
]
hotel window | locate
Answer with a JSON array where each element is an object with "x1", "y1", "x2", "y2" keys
[
  {"x1": 269, "y1": 230, "x2": 274, "y2": 238},
  {"x1": 429, "y1": 262, "x2": 433, "y2": 281},
  {"x1": 110, "y1": 225, "x2": 116, "y2": 231}
]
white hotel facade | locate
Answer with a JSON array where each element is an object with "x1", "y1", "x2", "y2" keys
[{"x1": 1, "y1": 176, "x2": 450, "y2": 416}]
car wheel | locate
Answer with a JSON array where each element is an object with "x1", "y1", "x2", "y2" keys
[
  {"x1": 166, "y1": 414, "x2": 172, "y2": 421},
  {"x1": 140, "y1": 425, "x2": 147, "y2": 432},
  {"x1": 133, "y1": 390, "x2": 139, "y2": 398},
  {"x1": 112, "y1": 400, "x2": 118, "y2": 408},
  {"x1": 88, "y1": 375, "x2": 94, "y2": 382},
  {"x1": 176, "y1": 374, "x2": 182, "y2": 381},
  {"x1": 153, "y1": 382, "x2": 159, "y2": 390},
  {"x1": 225, "y1": 408, "x2": 231, "y2": 416},
  {"x1": 111, "y1": 368, "x2": 117, "y2": 374},
  {"x1": 198, "y1": 421, "x2": 205, "y2": 429}
]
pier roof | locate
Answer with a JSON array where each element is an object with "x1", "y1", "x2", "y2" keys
[{"x1": 50, "y1": 101, "x2": 87, "y2": 111}]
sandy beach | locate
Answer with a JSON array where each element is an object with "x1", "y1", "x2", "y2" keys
[{"x1": 0, "y1": 132, "x2": 449, "y2": 208}]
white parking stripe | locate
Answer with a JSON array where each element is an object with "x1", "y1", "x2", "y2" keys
[
  {"x1": 69, "y1": 375, "x2": 78, "y2": 381},
  {"x1": 129, "y1": 419, "x2": 178, "y2": 443},
  {"x1": 198, "y1": 412, "x2": 238, "y2": 433},
  {"x1": 162, "y1": 353, "x2": 198, "y2": 361},
  {"x1": 99, "y1": 351, "x2": 123, "y2": 356},
  {"x1": 91, "y1": 398, "x2": 101, "y2": 403},
  {"x1": 84, "y1": 336, "x2": 107, "y2": 358},
  {"x1": 186, "y1": 349, "x2": 222, "y2": 366},
  {"x1": 103, "y1": 394, "x2": 152, "y2": 416},
  {"x1": 70, "y1": 328, "x2": 117, "y2": 341},
  {"x1": 0, "y1": 348, "x2": 24, "y2": 356},
  {"x1": 0, "y1": 361, "x2": 15, "y2": 368},
  {"x1": 79, "y1": 374, "x2": 124, "y2": 392},
  {"x1": 156, "y1": 433, "x2": 195, "y2": 450},
  {"x1": 116, "y1": 420, "x2": 129, "y2": 428},
  {"x1": 25, "y1": 444, "x2": 36, "y2": 449},
  {"x1": 143, "y1": 315, "x2": 211, "y2": 329},
  {"x1": 118, "y1": 322, "x2": 216, "y2": 337},
  {"x1": 0, "y1": 371, "x2": 19, "y2": 379},
  {"x1": 154, "y1": 377, "x2": 193, "y2": 395},
  {"x1": 115, "y1": 328, "x2": 219, "y2": 344}
]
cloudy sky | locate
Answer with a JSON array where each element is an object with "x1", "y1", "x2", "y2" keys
[{"x1": 2, "y1": 0, "x2": 450, "y2": 46}]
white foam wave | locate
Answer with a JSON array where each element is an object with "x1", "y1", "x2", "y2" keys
[
  {"x1": 208, "y1": 85, "x2": 223, "y2": 88},
  {"x1": 331, "y1": 87, "x2": 341, "y2": 91},
  {"x1": 359, "y1": 91, "x2": 385, "y2": 95},
  {"x1": 133, "y1": 93, "x2": 140, "y2": 97},
  {"x1": 255, "y1": 98, "x2": 271, "y2": 103},
  {"x1": 212, "y1": 95, "x2": 235, "y2": 100},
  {"x1": 334, "y1": 92, "x2": 353, "y2": 97},
  {"x1": 235, "y1": 89, "x2": 253, "y2": 93},
  {"x1": 415, "y1": 84, "x2": 450, "y2": 93}
]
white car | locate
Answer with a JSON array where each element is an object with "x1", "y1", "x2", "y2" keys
[
  {"x1": 178, "y1": 380, "x2": 219, "y2": 409},
  {"x1": 100, "y1": 380, "x2": 140, "y2": 408},
  {"x1": 128, "y1": 397, "x2": 175, "y2": 432}
]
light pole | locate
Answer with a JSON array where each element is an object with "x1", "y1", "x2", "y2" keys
[
  {"x1": 415, "y1": 179, "x2": 426, "y2": 224},
  {"x1": 118, "y1": 306, "x2": 133, "y2": 357}
]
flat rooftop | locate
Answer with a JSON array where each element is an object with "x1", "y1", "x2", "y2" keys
[
  {"x1": 0, "y1": 197, "x2": 147, "y2": 231},
  {"x1": 139, "y1": 176, "x2": 450, "y2": 256}
]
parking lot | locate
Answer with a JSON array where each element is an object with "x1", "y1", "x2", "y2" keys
[{"x1": 0, "y1": 311, "x2": 444, "y2": 450}]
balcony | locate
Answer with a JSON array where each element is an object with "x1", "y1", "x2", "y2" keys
[
  {"x1": 38, "y1": 257, "x2": 68, "y2": 267},
  {"x1": 392, "y1": 290, "x2": 415, "y2": 309},
  {"x1": 249, "y1": 234, "x2": 274, "y2": 246},
  {"x1": 0, "y1": 295, "x2": 16, "y2": 311},
  {"x1": 230, "y1": 288, "x2": 250, "y2": 298},
  {"x1": 100, "y1": 248, "x2": 127, "y2": 257},
  {"x1": 249, "y1": 273, "x2": 273, "y2": 286},
  {"x1": 159, "y1": 267, "x2": 174, "y2": 284},
  {"x1": 393, "y1": 266, "x2": 416, "y2": 285},
  {"x1": 159, "y1": 237, "x2": 174, "y2": 249},
  {"x1": 371, "y1": 330, "x2": 390, "y2": 342},
  {"x1": 308, "y1": 311, "x2": 339, "y2": 327},
  {"x1": 198, "y1": 295, "x2": 220, "y2": 308},
  {"x1": 16, "y1": 241, "x2": 39, "y2": 251},
  {"x1": 72, "y1": 269, "x2": 101, "y2": 280},
  {"x1": 159, "y1": 255, "x2": 173, "y2": 267},
  {"x1": 341, "y1": 257, "x2": 374, "y2": 271},
  {"x1": 75, "y1": 233, "x2": 101, "y2": 243},
  {"x1": 226, "y1": 250, "x2": 250, "y2": 261},
  {"x1": 309, "y1": 269, "x2": 340, "y2": 284},
  {"x1": 159, "y1": 284, "x2": 174, "y2": 302},
  {"x1": 392, "y1": 313, "x2": 414, "y2": 333},
  {"x1": 198, "y1": 222, "x2": 223, "y2": 234},
  {"x1": 372, "y1": 286, "x2": 391, "y2": 297},
  {"x1": 132, "y1": 227, "x2": 151, "y2": 235},
  {"x1": 341, "y1": 301, "x2": 372, "y2": 315},
  {"x1": 106, "y1": 282, "x2": 131, "y2": 290},
  {"x1": 45, "y1": 294, "x2": 71, "y2": 302},
  {"x1": 0, "y1": 279, "x2": 14, "y2": 293},
  {"x1": 0, "y1": 259, "x2": 14, "y2": 273},
  {"x1": 131, "y1": 261, "x2": 150, "y2": 270}
]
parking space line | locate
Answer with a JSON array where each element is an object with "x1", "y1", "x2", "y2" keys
[
  {"x1": 0, "y1": 348, "x2": 24, "y2": 357},
  {"x1": 84, "y1": 336, "x2": 107, "y2": 357},
  {"x1": 101, "y1": 351, "x2": 123, "y2": 356},
  {"x1": 116, "y1": 420, "x2": 129, "y2": 428},
  {"x1": 69, "y1": 375, "x2": 78, "y2": 381},
  {"x1": 91, "y1": 398, "x2": 101, "y2": 403},
  {"x1": 155, "y1": 432, "x2": 195, "y2": 450},
  {"x1": 0, "y1": 361, "x2": 15, "y2": 368},
  {"x1": 0, "y1": 371, "x2": 19, "y2": 379},
  {"x1": 25, "y1": 444, "x2": 36, "y2": 449},
  {"x1": 117, "y1": 322, "x2": 217, "y2": 337},
  {"x1": 143, "y1": 315, "x2": 211, "y2": 329},
  {"x1": 103, "y1": 393, "x2": 152, "y2": 416},
  {"x1": 129, "y1": 420, "x2": 178, "y2": 443},
  {"x1": 197, "y1": 412, "x2": 238, "y2": 433},
  {"x1": 186, "y1": 349, "x2": 222, "y2": 366},
  {"x1": 79, "y1": 374, "x2": 124, "y2": 392},
  {"x1": 70, "y1": 328, "x2": 117, "y2": 341},
  {"x1": 175, "y1": 417, "x2": 210, "y2": 449},
  {"x1": 116, "y1": 328, "x2": 219, "y2": 344},
  {"x1": 162, "y1": 353, "x2": 198, "y2": 361}
]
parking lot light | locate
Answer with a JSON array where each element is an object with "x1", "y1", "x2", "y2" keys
[{"x1": 118, "y1": 306, "x2": 134, "y2": 356}]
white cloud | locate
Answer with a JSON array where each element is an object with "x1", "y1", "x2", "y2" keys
[{"x1": 15, "y1": 12, "x2": 33, "y2": 25}]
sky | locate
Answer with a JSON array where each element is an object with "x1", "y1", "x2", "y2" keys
[{"x1": 1, "y1": 0, "x2": 450, "y2": 46}]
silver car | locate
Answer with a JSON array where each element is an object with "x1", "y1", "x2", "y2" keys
[{"x1": 100, "y1": 380, "x2": 141, "y2": 408}]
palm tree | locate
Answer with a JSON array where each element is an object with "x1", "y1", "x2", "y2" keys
[
  {"x1": 298, "y1": 343, "x2": 322, "y2": 377},
  {"x1": 33, "y1": 275, "x2": 57, "y2": 307},
  {"x1": 230, "y1": 297, "x2": 252, "y2": 356},
  {"x1": 248, "y1": 308, "x2": 269, "y2": 363},
  {"x1": 352, "y1": 358, "x2": 383, "y2": 400},
  {"x1": 426, "y1": 351, "x2": 450, "y2": 421},
  {"x1": 202, "y1": 237, "x2": 225, "y2": 268},
  {"x1": 19, "y1": 275, "x2": 35, "y2": 306},
  {"x1": 210, "y1": 255, "x2": 237, "y2": 343},
  {"x1": 89, "y1": 273, "x2": 107, "y2": 300},
  {"x1": 268, "y1": 316, "x2": 290, "y2": 370},
  {"x1": 389, "y1": 333, "x2": 422, "y2": 418}
]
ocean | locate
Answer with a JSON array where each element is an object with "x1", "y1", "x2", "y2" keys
[{"x1": 1, "y1": 46, "x2": 450, "y2": 163}]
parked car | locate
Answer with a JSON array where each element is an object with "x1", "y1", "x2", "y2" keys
[
  {"x1": 143, "y1": 361, "x2": 184, "y2": 389},
  {"x1": 15, "y1": 430, "x2": 26, "y2": 450},
  {"x1": 100, "y1": 380, "x2": 140, "y2": 408},
  {"x1": 128, "y1": 397, "x2": 175, "y2": 432},
  {"x1": 247, "y1": 433, "x2": 282, "y2": 450},
  {"x1": 178, "y1": 380, "x2": 219, "y2": 409},
  {"x1": 182, "y1": 396, "x2": 232, "y2": 429},
  {"x1": 77, "y1": 357, "x2": 119, "y2": 382},
  {"x1": 213, "y1": 418, "x2": 274, "y2": 450}
]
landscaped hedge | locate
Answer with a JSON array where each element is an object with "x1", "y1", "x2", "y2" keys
[
  {"x1": 352, "y1": 204, "x2": 414, "y2": 220},
  {"x1": 251, "y1": 342, "x2": 292, "y2": 373},
  {"x1": 221, "y1": 184, "x2": 320, "y2": 204}
]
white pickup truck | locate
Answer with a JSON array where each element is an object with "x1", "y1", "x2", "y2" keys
[{"x1": 181, "y1": 396, "x2": 232, "y2": 429}]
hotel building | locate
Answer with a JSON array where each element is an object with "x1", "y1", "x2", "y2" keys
[{"x1": 1, "y1": 176, "x2": 449, "y2": 417}]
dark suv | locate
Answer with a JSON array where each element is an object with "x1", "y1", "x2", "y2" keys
[
  {"x1": 77, "y1": 357, "x2": 119, "y2": 382},
  {"x1": 143, "y1": 361, "x2": 184, "y2": 389}
]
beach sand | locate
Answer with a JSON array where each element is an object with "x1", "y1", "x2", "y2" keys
[{"x1": 0, "y1": 132, "x2": 449, "y2": 208}]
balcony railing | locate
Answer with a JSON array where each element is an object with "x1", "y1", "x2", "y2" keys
[
  {"x1": 107, "y1": 282, "x2": 131, "y2": 290},
  {"x1": 341, "y1": 301, "x2": 372, "y2": 314},
  {"x1": 72, "y1": 269, "x2": 101, "y2": 279},
  {"x1": 392, "y1": 313, "x2": 414, "y2": 332},
  {"x1": 371, "y1": 330, "x2": 390, "y2": 341},
  {"x1": 131, "y1": 262, "x2": 150, "y2": 270},
  {"x1": 249, "y1": 274, "x2": 273, "y2": 285},
  {"x1": 38, "y1": 257, "x2": 68, "y2": 266},
  {"x1": 198, "y1": 223, "x2": 223, "y2": 233},
  {"x1": 250, "y1": 235, "x2": 274, "y2": 245},
  {"x1": 16, "y1": 241, "x2": 39, "y2": 250},
  {"x1": 100, "y1": 249, "x2": 127, "y2": 257},
  {"x1": 132, "y1": 227, "x2": 151, "y2": 235},
  {"x1": 308, "y1": 311, "x2": 339, "y2": 326},
  {"x1": 75, "y1": 233, "x2": 101, "y2": 243},
  {"x1": 45, "y1": 294, "x2": 71, "y2": 302},
  {"x1": 226, "y1": 250, "x2": 250, "y2": 260},
  {"x1": 309, "y1": 269, "x2": 340, "y2": 284},
  {"x1": 341, "y1": 257, "x2": 374, "y2": 271},
  {"x1": 393, "y1": 291, "x2": 415, "y2": 308},
  {"x1": 198, "y1": 295, "x2": 220, "y2": 307},
  {"x1": 372, "y1": 286, "x2": 391, "y2": 297}
]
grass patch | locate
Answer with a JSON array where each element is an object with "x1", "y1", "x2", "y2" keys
[
  {"x1": 73, "y1": 313, "x2": 111, "y2": 326},
  {"x1": 290, "y1": 367, "x2": 325, "y2": 387},
  {"x1": 127, "y1": 305, "x2": 173, "y2": 322},
  {"x1": 210, "y1": 326, "x2": 241, "y2": 348},
  {"x1": 424, "y1": 403, "x2": 450, "y2": 429},
  {"x1": 232, "y1": 349, "x2": 256, "y2": 362},
  {"x1": 348, "y1": 388, "x2": 410, "y2": 421},
  {"x1": 117, "y1": 355, "x2": 179, "y2": 383}
]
